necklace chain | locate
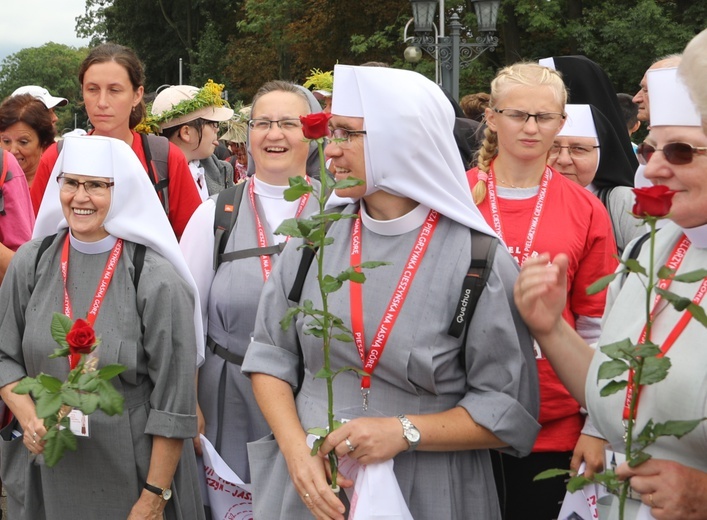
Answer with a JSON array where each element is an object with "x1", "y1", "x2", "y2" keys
[{"x1": 495, "y1": 177, "x2": 522, "y2": 189}]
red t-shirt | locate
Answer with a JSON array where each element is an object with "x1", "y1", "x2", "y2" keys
[
  {"x1": 30, "y1": 131, "x2": 201, "y2": 239},
  {"x1": 467, "y1": 166, "x2": 618, "y2": 451}
]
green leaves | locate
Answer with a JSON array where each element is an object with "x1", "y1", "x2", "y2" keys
[
  {"x1": 42, "y1": 417, "x2": 77, "y2": 468},
  {"x1": 637, "y1": 356, "x2": 671, "y2": 385},
  {"x1": 599, "y1": 380, "x2": 628, "y2": 397},
  {"x1": 533, "y1": 468, "x2": 570, "y2": 481},
  {"x1": 586, "y1": 272, "x2": 619, "y2": 295},
  {"x1": 283, "y1": 176, "x2": 314, "y2": 202},
  {"x1": 597, "y1": 359, "x2": 629, "y2": 380},
  {"x1": 50, "y1": 313, "x2": 73, "y2": 352},
  {"x1": 11, "y1": 355, "x2": 125, "y2": 468}
]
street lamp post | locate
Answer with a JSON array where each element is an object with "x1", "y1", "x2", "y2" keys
[{"x1": 403, "y1": 0, "x2": 500, "y2": 101}]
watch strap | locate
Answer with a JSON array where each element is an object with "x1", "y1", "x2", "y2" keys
[
  {"x1": 144, "y1": 482, "x2": 171, "y2": 500},
  {"x1": 396, "y1": 414, "x2": 420, "y2": 451}
]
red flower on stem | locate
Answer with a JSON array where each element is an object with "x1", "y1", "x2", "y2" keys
[
  {"x1": 66, "y1": 319, "x2": 96, "y2": 357},
  {"x1": 632, "y1": 185, "x2": 676, "y2": 218},
  {"x1": 300, "y1": 112, "x2": 332, "y2": 140}
]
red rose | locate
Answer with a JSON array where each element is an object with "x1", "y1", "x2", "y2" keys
[
  {"x1": 66, "y1": 319, "x2": 96, "y2": 356},
  {"x1": 632, "y1": 185, "x2": 676, "y2": 218},
  {"x1": 300, "y1": 112, "x2": 332, "y2": 140}
]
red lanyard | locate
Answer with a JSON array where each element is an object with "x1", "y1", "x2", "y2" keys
[
  {"x1": 248, "y1": 177, "x2": 311, "y2": 281},
  {"x1": 622, "y1": 235, "x2": 707, "y2": 421},
  {"x1": 486, "y1": 166, "x2": 551, "y2": 265},
  {"x1": 349, "y1": 209, "x2": 439, "y2": 409},
  {"x1": 61, "y1": 234, "x2": 123, "y2": 369}
]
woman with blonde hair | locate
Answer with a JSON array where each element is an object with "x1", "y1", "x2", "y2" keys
[{"x1": 466, "y1": 62, "x2": 618, "y2": 519}]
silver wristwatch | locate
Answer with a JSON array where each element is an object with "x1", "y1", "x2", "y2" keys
[{"x1": 397, "y1": 414, "x2": 421, "y2": 451}]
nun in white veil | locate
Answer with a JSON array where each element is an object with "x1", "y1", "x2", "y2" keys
[
  {"x1": 0, "y1": 135, "x2": 204, "y2": 519},
  {"x1": 242, "y1": 65, "x2": 540, "y2": 520}
]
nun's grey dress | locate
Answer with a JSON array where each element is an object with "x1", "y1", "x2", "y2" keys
[
  {"x1": 243, "y1": 207, "x2": 541, "y2": 519},
  {"x1": 0, "y1": 233, "x2": 204, "y2": 519}
]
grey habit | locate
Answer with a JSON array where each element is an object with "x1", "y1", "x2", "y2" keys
[
  {"x1": 0, "y1": 233, "x2": 204, "y2": 519},
  {"x1": 198, "y1": 176, "x2": 321, "y2": 482},
  {"x1": 242, "y1": 206, "x2": 540, "y2": 519}
]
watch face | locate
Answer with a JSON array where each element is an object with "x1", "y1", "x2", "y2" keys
[
  {"x1": 406, "y1": 429, "x2": 421, "y2": 443},
  {"x1": 162, "y1": 489, "x2": 172, "y2": 500}
]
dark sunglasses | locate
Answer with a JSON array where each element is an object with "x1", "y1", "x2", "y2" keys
[{"x1": 637, "y1": 142, "x2": 707, "y2": 165}]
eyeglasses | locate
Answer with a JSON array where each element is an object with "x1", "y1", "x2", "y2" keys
[
  {"x1": 204, "y1": 120, "x2": 220, "y2": 130},
  {"x1": 57, "y1": 175, "x2": 114, "y2": 196},
  {"x1": 637, "y1": 142, "x2": 707, "y2": 165},
  {"x1": 248, "y1": 118, "x2": 303, "y2": 132},
  {"x1": 329, "y1": 127, "x2": 367, "y2": 146},
  {"x1": 493, "y1": 108, "x2": 566, "y2": 128},
  {"x1": 549, "y1": 144, "x2": 600, "y2": 158}
]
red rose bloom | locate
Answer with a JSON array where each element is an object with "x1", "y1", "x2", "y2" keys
[
  {"x1": 300, "y1": 112, "x2": 332, "y2": 140},
  {"x1": 66, "y1": 319, "x2": 96, "y2": 356},
  {"x1": 632, "y1": 185, "x2": 676, "y2": 218}
]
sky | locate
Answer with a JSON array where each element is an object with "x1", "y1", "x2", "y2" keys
[{"x1": 0, "y1": 0, "x2": 90, "y2": 63}]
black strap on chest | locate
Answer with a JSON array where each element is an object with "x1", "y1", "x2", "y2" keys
[
  {"x1": 35, "y1": 233, "x2": 146, "y2": 290},
  {"x1": 620, "y1": 230, "x2": 653, "y2": 286},
  {"x1": 212, "y1": 181, "x2": 286, "y2": 270},
  {"x1": 447, "y1": 231, "x2": 498, "y2": 338}
]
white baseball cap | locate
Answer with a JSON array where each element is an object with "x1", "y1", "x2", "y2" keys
[{"x1": 12, "y1": 85, "x2": 68, "y2": 109}]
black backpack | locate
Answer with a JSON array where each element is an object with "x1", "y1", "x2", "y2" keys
[{"x1": 57, "y1": 134, "x2": 170, "y2": 215}]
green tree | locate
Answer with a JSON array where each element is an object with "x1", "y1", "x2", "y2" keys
[
  {"x1": 76, "y1": 0, "x2": 242, "y2": 92},
  {"x1": 0, "y1": 43, "x2": 89, "y2": 132}
]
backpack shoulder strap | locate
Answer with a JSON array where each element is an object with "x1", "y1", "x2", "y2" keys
[
  {"x1": 448, "y1": 230, "x2": 498, "y2": 339},
  {"x1": 35, "y1": 233, "x2": 58, "y2": 273},
  {"x1": 213, "y1": 182, "x2": 247, "y2": 271},
  {"x1": 132, "y1": 243, "x2": 146, "y2": 290},
  {"x1": 287, "y1": 205, "x2": 347, "y2": 303},
  {"x1": 0, "y1": 150, "x2": 8, "y2": 216},
  {"x1": 621, "y1": 230, "x2": 653, "y2": 285},
  {"x1": 141, "y1": 134, "x2": 170, "y2": 215},
  {"x1": 628, "y1": 230, "x2": 652, "y2": 262},
  {"x1": 35, "y1": 233, "x2": 145, "y2": 292}
]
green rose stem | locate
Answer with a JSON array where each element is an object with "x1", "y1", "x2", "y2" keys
[
  {"x1": 282, "y1": 117, "x2": 385, "y2": 494},
  {"x1": 313, "y1": 138, "x2": 339, "y2": 490},
  {"x1": 618, "y1": 217, "x2": 657, "y2": 520}
]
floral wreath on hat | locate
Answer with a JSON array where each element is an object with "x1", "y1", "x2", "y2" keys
[
  {"x1": 135, "y1": 79, "x2": 230, "y2": 135},
  {"x1": 303, "y1": 68, "x2": 333, "y2": 95}
]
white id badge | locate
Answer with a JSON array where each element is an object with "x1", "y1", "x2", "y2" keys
[
  {"x1": 533, "y1": 339, "x2": 544, "y2": 359},
  {"x1": 68, "y1": 409, "x2": 90, "y2": 437}
]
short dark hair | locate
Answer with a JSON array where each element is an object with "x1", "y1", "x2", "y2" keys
[
  {"x1": 79, "y1": 43, "x2": 146, "y2": 129},
  {"x1": 0, "y1": 93, "x2": 56, "y2": 149},
  {"x1": 617, "y1": 93, "x2": 639, "y2": 130}
]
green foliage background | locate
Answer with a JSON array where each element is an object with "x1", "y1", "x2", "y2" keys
[{"x1": 1, "y1": 0, "x2": 704, "y2": 131}]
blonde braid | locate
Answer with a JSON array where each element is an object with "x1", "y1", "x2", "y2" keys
[{"x1": 472, "y1": 127, "x2": 498, "y2": 205}]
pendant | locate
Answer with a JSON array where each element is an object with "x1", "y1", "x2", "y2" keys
[{"x1": 361, "y1": 389, "x2": 369, "y2": 412}]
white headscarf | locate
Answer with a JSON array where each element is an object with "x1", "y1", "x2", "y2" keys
[
  {"x1": 34, "y1": 135, "x2": 205, "y2": 365},
  {"x1": 331, "y1": 64, "x2": 495, "y2": 236}
]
